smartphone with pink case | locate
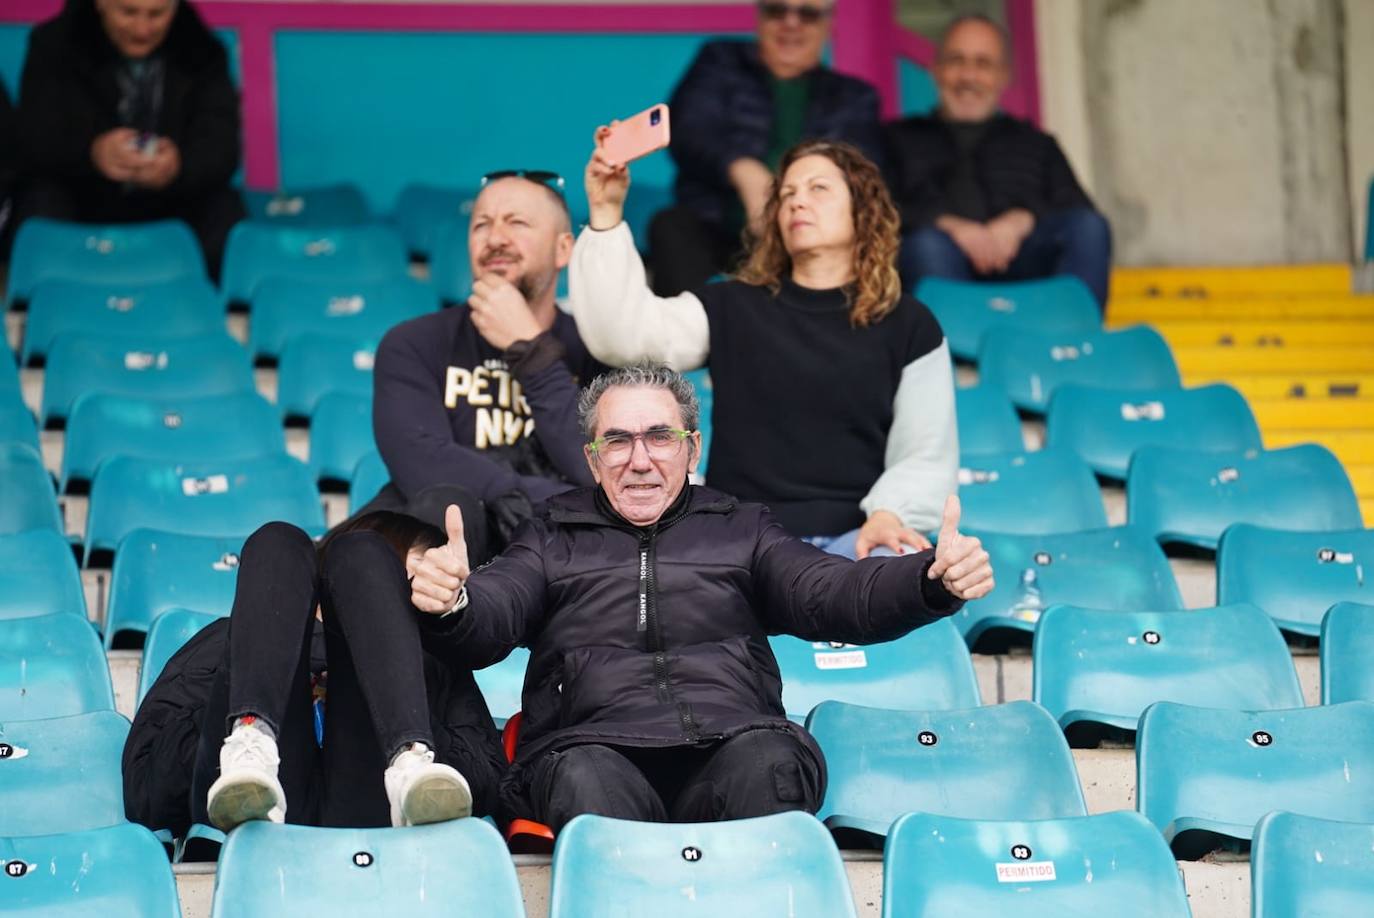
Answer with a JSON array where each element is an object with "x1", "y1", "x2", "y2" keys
[{"x1": 601, "y1": 104, "x2": 671, "y2": 164}]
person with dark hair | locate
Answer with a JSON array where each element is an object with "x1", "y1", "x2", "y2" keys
[
  {"x1": 886, "y1": 14, "x2": 1110, "y2": 307},
  {"x1": 648, "y1": 0, "x2": 884, "y2": 296},
  {"x1": 573, "y1": 134, "x2": 958, "y2": 560},
  {"x1": 123, "y1": 511, "x2": 507, "y2": 836},
  {"x1": 15, "y1": 0, "x2": 244, "y2": 277},
  {"x1": 408, "y1": 363, "x2": 994, "y2": 831}
]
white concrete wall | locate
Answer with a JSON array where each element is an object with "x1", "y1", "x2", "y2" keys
[{"x1": 1346, "y1": 0, "x2": 1374, "y2": 260}]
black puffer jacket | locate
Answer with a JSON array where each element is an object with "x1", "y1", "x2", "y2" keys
[{"x1": 418, "y1": 484, "x2": 963, "y2": 818}]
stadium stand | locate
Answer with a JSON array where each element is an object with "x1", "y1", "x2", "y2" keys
[
  {"x1": 0, "y1": 614, "x2": 115, "y2": 721},
  {"x1": 955, "y1": 447, "x2": 1106, "y2": 534},
  {"x1": 106, "y1": 530, "x2": 242, "y2": 650},
  {"x1": 1251, "y1": 811, "x2": 1374, "y2": 918},
  {"x1": 137, "y1": 608, "x2": 223, "y2": 706},
  {"x1": 0, "y1": 393, "x2": 39, "y2": 452},
  {"x1": 0, "y1": 442, "x2": 63, "y2": 534},
  {"x1": 0, "y1": 711, "x2": 128, "y2": 836},
  {"x1": 0, "y1": 822, "x2": 180, "y2": 916},
  {"x1": 392, "y1": 183, "x2": 473, "y2": 261},
  {"x1": 0, "y1": 529, "x2": 86, "y2": 621},
  {"x1": 349, "y1": 450, "x2": 390, "y2": 513},
  {"x1": 308, "y1": 391, "x2": 374, "y2": 485},
  {"x1": 247, "y1": 275, "x2": 436, "y2": 362},
  {"x1": 1321, "y1": 602, "x2": 1374, "y2": 703},
  {"x1": 276, "y1": 332, "x2": 376, "y2": 419},
  {"x1": 219, "y1": 222, "x2": 409, "y2": 307},
  {"x1": 918, "y1": 275, "x2": 1101, "y2": 362},
  {"x1": 242, "y1": 183, "x2": 371, "y2": 226},
  {"x1": 953, "y1": 384, "x2": 1024, "y2": 456}
]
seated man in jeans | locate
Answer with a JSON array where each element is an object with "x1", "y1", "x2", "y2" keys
[{"x1": 886, "y1": 14, "x2": 1111, "y2": 308}]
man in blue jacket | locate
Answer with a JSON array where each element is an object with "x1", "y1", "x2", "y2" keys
[{"x1": 648, "y1": 0, "x2": 884, "y2": 295}]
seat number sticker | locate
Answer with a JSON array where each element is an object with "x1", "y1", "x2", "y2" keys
[{"x1": 182, "y1": 475, "x2": 230, "y2": 496}]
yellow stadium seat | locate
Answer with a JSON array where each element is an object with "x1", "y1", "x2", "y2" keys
[
  {"x1": 1110, "y1": 263, "x2": 1351, "y2": 299},
  {"x1": 1108, "y1": 295, "x2": 1374, "y2": 323}
]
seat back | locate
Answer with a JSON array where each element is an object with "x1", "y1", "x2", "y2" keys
[
  {"x1": 548, "y1": 811, "x2": 856, "y2": 918},
  {"x1": 138, "y1": 608, "x2": 225, "y2": 705},
  {"x1": 429, "y1": 216, "x2": 474, "y2": 303},
  {"x1": 220, "y1": 222, "x2": 409, "y2": 305},
  {"x1": 917, "y1": 275, "x2": 1101, "y2": 361},
  {"x1": 0, "y1": 394, "x2": 40, "y2": 453},
  {"x1": 473, "y1": 647, "x2": 530, "y2": 724},
  {"x1": 771, "y1": 619, "x2": 979, "y2": 720},
  {"x1": 310, "y1": 392, "x2": 374, "y2": 483},
  {"x1": 0, "y1": 530, "x2": 85, "y2": 620},
  {"x1": 0, "y1": 443, "x2": 63, "y2": 535},
  {"x1": 243, "y1": 183, "x2": 371, "y2": 226},
  {"x1": 0, "y1": 614, "x2": 114, "y2": 721},
  {"x1": 1217, "y1": 524, "x2": 1374, "y2": 636},
  {"x1": 1047, "y1": 382, "x2": 1261, "y2": 478},
  {"x1": 1128, "y1": 444, "x2": 1363, "y2": 549},
  {"x1": 1322, "y1": 602, "x2": 1374, "y2": 703},
  {"x1": 249, "y1": 275, "x2": 436, "y2": 360},
  {"x1": 957, "y1": 448, "x2": 1107, "y2": 534},
  {"x1": 882, "y1": 810, "x2": 1190, "y2": 918},
  {"x1": 392, "y1": 183, "x2": 475, "y2": 260},
  {"x1": 955, "y1": 384, "x2": 1024, "y2": 457},
  {"x1": 1032, "y1": 603, "x2": 1303, "y2": 734},
  {"x1": 0, "y1": 711, "x2": 129, "y2": 836},
  {"x1": 350, "y1": 450, "x2": 391, "y2": 513},
  {"x1": 810, "y1": 701, "x2": 1086, "y2": 837},
  {"x1": 0, "y1": 822, "x2": 180, "y2": 915},
  {"x1": 277, "y1": 333, "x2": 376, "y2": 419},
  {"x1": 1252, "y1": 811, "x2": 1374, "y2": 918},
  {"x1": 107, "y1": 530, "x2": 243, "y2": 650}
]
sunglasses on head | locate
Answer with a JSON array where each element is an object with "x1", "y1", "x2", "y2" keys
[
  {"x1": 480, "y1": 170, "x2": 566, "y2": 195},
  {"x1": 758, "y1": 1, "x2": 831, "y2": 25}
]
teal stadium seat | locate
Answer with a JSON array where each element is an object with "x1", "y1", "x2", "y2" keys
[
  {"x1": 1032, "y1": 603, "x2": 1303, "y2": 741},
  {"x1": 243, "y1": 183, "x2": 370, "y2": 226},
  {"x1": 392, "y1": 183, "x2": 474, "y2": 260},
  {"x1": 0, "y1": 530, "x2": 85, "y2": 620},
  {"x1": 810, "y1": 701, "x2": 1085, "y2": 839},
  {"x1": 41, "y1": 333, "x2": 255, "y2": 427},
  {"x1": 107, "y1": 530, "x2": 242, "y2": 650},
  {"x1": 310, "y1": 392, "x2": 373, "y2": 484},
  {"x1": 474, "y1": 646, "x2": 530, "y2": 724},
  {"x1": 63, "y1": 391, "x2": 284, "y2": 491},
  {"x1": 0, "y1": 711, "x2": 128, "y2": 835},
  {"x1": 22, "y1": 275, "x2": 222, "y2": 366},
  {"x1": 881, "y1": 810, "x2": 1190, "y2": 918},
  {"x1": 429, "y1": 217, "x2": 475, "y2": 304},
  {"x1": 1047, "y1": 383, "x2": 1261, "y2": 479},
  {"x1": 249, "y1": 275, "x2": 436, "y2": 362},
  {"x1": 1136, "y1": 700, "x2": 1374, "y2": 857},
  {"x1": 549, "y1": 811, "x2": 856, "y2": 918},
  {"x1": 1322, "y1": 603, "x2": 1374, "y2": 703},
  {"x1": 951, "y1": 526, "x2": 1182, "y2": 646},
  {"x1": 956, "y1": 448, "x2": 1107, "y2": 534},
  {"x1": 954, "y1": 384, "x2": 1023, "y2": 456},
  {"x1": 1128, "y1": 444, "x2": 1363, "y2": 550},
  {"x1": 770, "y1": 619, "x2": 980, "y2": 721},
  {"x1": 1252, "y1": 811, "x2": 1374, "y2": 918},
  {"x1": 211, "y1": 818, "x2": 523, "y2": 917},
  {"x1": 138, "y1": 608, "x2": 223, "y2": 705},
  {"x1": 350, "y1": 450, "x2": 390, "y2": 512},
  {"x1": 1217, "y1": 524, "x2": 1374, "y2": 636},
  {"x1": 0, "y1": 443, "x2": 63, "y2": 534},
  {"x1": 0, "y1": 614, "x2": 115, "y2": 721},
  {"x1": 85, "y1": 454, "x2": 324, "y2": 561},
  {"x1": 0, "y1": 822, "x2": 180, "y2": 915},
  {"x1": 220, "y1": 223, "x2": 409, "y2": 306},
  {"x1": 0, "y1": 394, "x2": 40, "y2": 452},
  {"x1": 685, "y1": 367, "x2": 713, "y2": 476},
  {"x1": 7, "y1": 218, "x2": 204, "y2": 309},
  {"x1": 916, "y1": 275, "x2": 1101, "y2": 362},
  {"x1": 277, "y1": 333, "x2": 375, "y2": 419}
]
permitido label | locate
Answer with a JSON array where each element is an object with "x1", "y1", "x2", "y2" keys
[
  {"x1": 995, "y1": 861, "x2": 1057, "y2": 883},
  {"x1": 813, "y1": 650, "x2": 867, "y2": 670}
]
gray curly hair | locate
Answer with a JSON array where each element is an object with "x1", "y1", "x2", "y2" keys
[{"x1": 577, "y1": 362, "x2": 701, "y2": 444}]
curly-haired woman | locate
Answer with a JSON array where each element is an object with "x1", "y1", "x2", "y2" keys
[{"x1": 572, "y1": 137, "x2": 958, "y2": 558}]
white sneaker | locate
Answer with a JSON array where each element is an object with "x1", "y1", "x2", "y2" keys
[
  {"x1": 384, "y1": 743, "x2": 472, "y2": 827},
  {"x1": 206, "y1": 720, "x2": 287, "y2": 831}
]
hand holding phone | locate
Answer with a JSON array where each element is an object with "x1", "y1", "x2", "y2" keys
[{"x1": 598, "y1": 104, "x2": 670, "y2": 166}]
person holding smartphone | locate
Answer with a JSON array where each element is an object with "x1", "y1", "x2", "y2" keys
[{"x1": 573, "y1": 136, "x2": 959, "y2": 559}]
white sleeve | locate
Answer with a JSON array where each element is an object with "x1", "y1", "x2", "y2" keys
[
  {"x1": 567, "y1": 221, "x2": 711, "y2": 371},
  {"x1": 860, "y1": 338, "x2": 961, "y2": 533}
]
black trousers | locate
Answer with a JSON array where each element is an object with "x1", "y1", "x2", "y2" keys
[
  {"x1": 529, "y1": 730, "x2": 825, "y2": 832},
  {"x1": 189, "y1": 521, "x2": 501, "y2": 827},
  {"x1": 647, "y1": 205, "x2": 744, "y2": 296}
]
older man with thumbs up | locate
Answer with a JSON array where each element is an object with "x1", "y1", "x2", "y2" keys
[{"x1": 410, "y1": 363, "x2": 992, "y2": 831}]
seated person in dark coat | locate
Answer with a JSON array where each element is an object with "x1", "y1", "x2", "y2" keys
[
  {"x1": 15, "y1": 0, "x2": 244, "y2": 278},
  {"x1": 649, "y1": 0, "x2": 883, "y2": 295},
  {"x1": 409, "y1": 363, "x2": 995, "y2": 831},
  {"x1": 886, "y1": 14, "x2": 1111, "y2": 307}
]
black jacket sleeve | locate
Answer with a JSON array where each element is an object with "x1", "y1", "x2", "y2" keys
[
  {"x1": 884, "y1": 120, "x2": 949, "y2": 230},
  {"x1": 16, "y1": 24, "x2": 104, "y2": 182},
  {"x1": 668, "y1": 42, "x2": 768, "y2": 187},
  {"x1": 1036, "y1": 133, "x2": 1094, "y2": 216},
  {"x1": 506, "y1": 333, "x2": 595, "y2": 489},
  {"x1": 170, "y1": 57, "x2": 241, "y2": 195}
]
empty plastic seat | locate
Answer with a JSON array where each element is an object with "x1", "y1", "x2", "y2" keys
[
  {"x1": 474, "y1": 647, "x2": 530, "y2": 724},
  {"x1": 211, "y1": 818, "x2": 523, "y2": 917},
  {"x1": 0, "y1": 822, "x2": 180, "y2": 915},
  {"x1": 0, "y1": 530, "x2": 85, "y2": 620},
  {"x1": 1252, "y1": 811, "x2": 1374, "y2": 918},
  {"x1": 549, "y1": 811, "x2": 856, "y2": 918},
  {"x1": 243, "y1": 183, "x2": 370, "y2": 226},
  {"x1": 310, "y1": 392, "x2": 373, "y2": 483},
  {"x1": 954, "y1": 384, "x2": 1023, "y2": 456},
  {"x1": 277, "y1": 333, "x2": 376, "y2": 419},
  {"x1": 918, "y1": 275, "x2": 1102, "y2": 361},
  {"x1": 956, "y1": 448, "x2": 1107, "y2": 535},
  {"x1": 220, "y1": 223, "x2": 409, "y2": 306},
  {"x1": 685, "y1": 368, "x2": 713, "y2": 476},
  {"x1": 429, "y1": 217, "x2": 474, "y2": 304},
  {"x1": 1128, "y1": 444, "x2": 1363, "y2": 550},
  {"x1": 1032, "y1": 603, "x2": 1303, "y2": 740},
  {"x1": 106, "y1": 530, "x2": 243, "y2": 650},
  {"x1": 882, "y1": 810, "x2": 1190, "y2": 918},
  {"x1": 85, "y1": 454, "x2": 324, "y2": 560},
  {"x1": 979, "y1": 325, "x2": 1180, "y2": 413},
  {"x1": 770, "y1": 619, "x2": 979, "y2": 720},
  {"x1": 350, "y1": 450, "x2": 390, "y2": 512},
  {"x1": 138, "y1": 608, "x2": 224, "y2": 704},
  {"x1": 22, "y1": 275, "x2": 223, "y2": 366},
  {"x1": 0, "y1": 443, "x2": 63, "y2": 535},
  {"x1": 392, "y1": 183, "x2": 474, "y2": 260},
  {"x1": 1216, "y1": 524, "x2": 1374, "y2": 636},
  {"x1": 1136, "y1": 700, "x2": 1374, "y2": 857},
  {"x1": 0, "y1": 614, "x2": 115, "y2": 721},
  {"x1": 249, "y1": 276, "x2": 436, "y2": 362},
  {"x1": 1322, "y1": 602, "x2": 1374, "y2": 703},
  {"x1": 952, "y1": 526, "x2": 1183, "y2": 646},
  {"x1": 810, "y1": 701, "x2": 1085, "y2": 838},
  {"x1": 0, "y1": 711, "x2": 129, "y2": 836},
  {"x1": 63, "y1": 391, "x2": 284, "y2": 491},
  {"x1": 41, "y1": 333, "x2": 255, "y2": 426},
  {"x1": 7, "y1": 218, "x2": 204, "y2": 308},
  {"x1": 1047, "y1": 382, "x2": 1262, "y2": 479},
  {"x1": 0, "y1": 395, "x2": 40, "y2": 452}
]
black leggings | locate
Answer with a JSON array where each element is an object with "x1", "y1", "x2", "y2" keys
[{"x1": 189, "y1": 521, "x2": 502, "y2": 827}]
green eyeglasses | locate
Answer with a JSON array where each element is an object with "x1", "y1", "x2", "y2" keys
[{"x1": 588, "y1": 427, "x2": 693, "y2": 467}]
